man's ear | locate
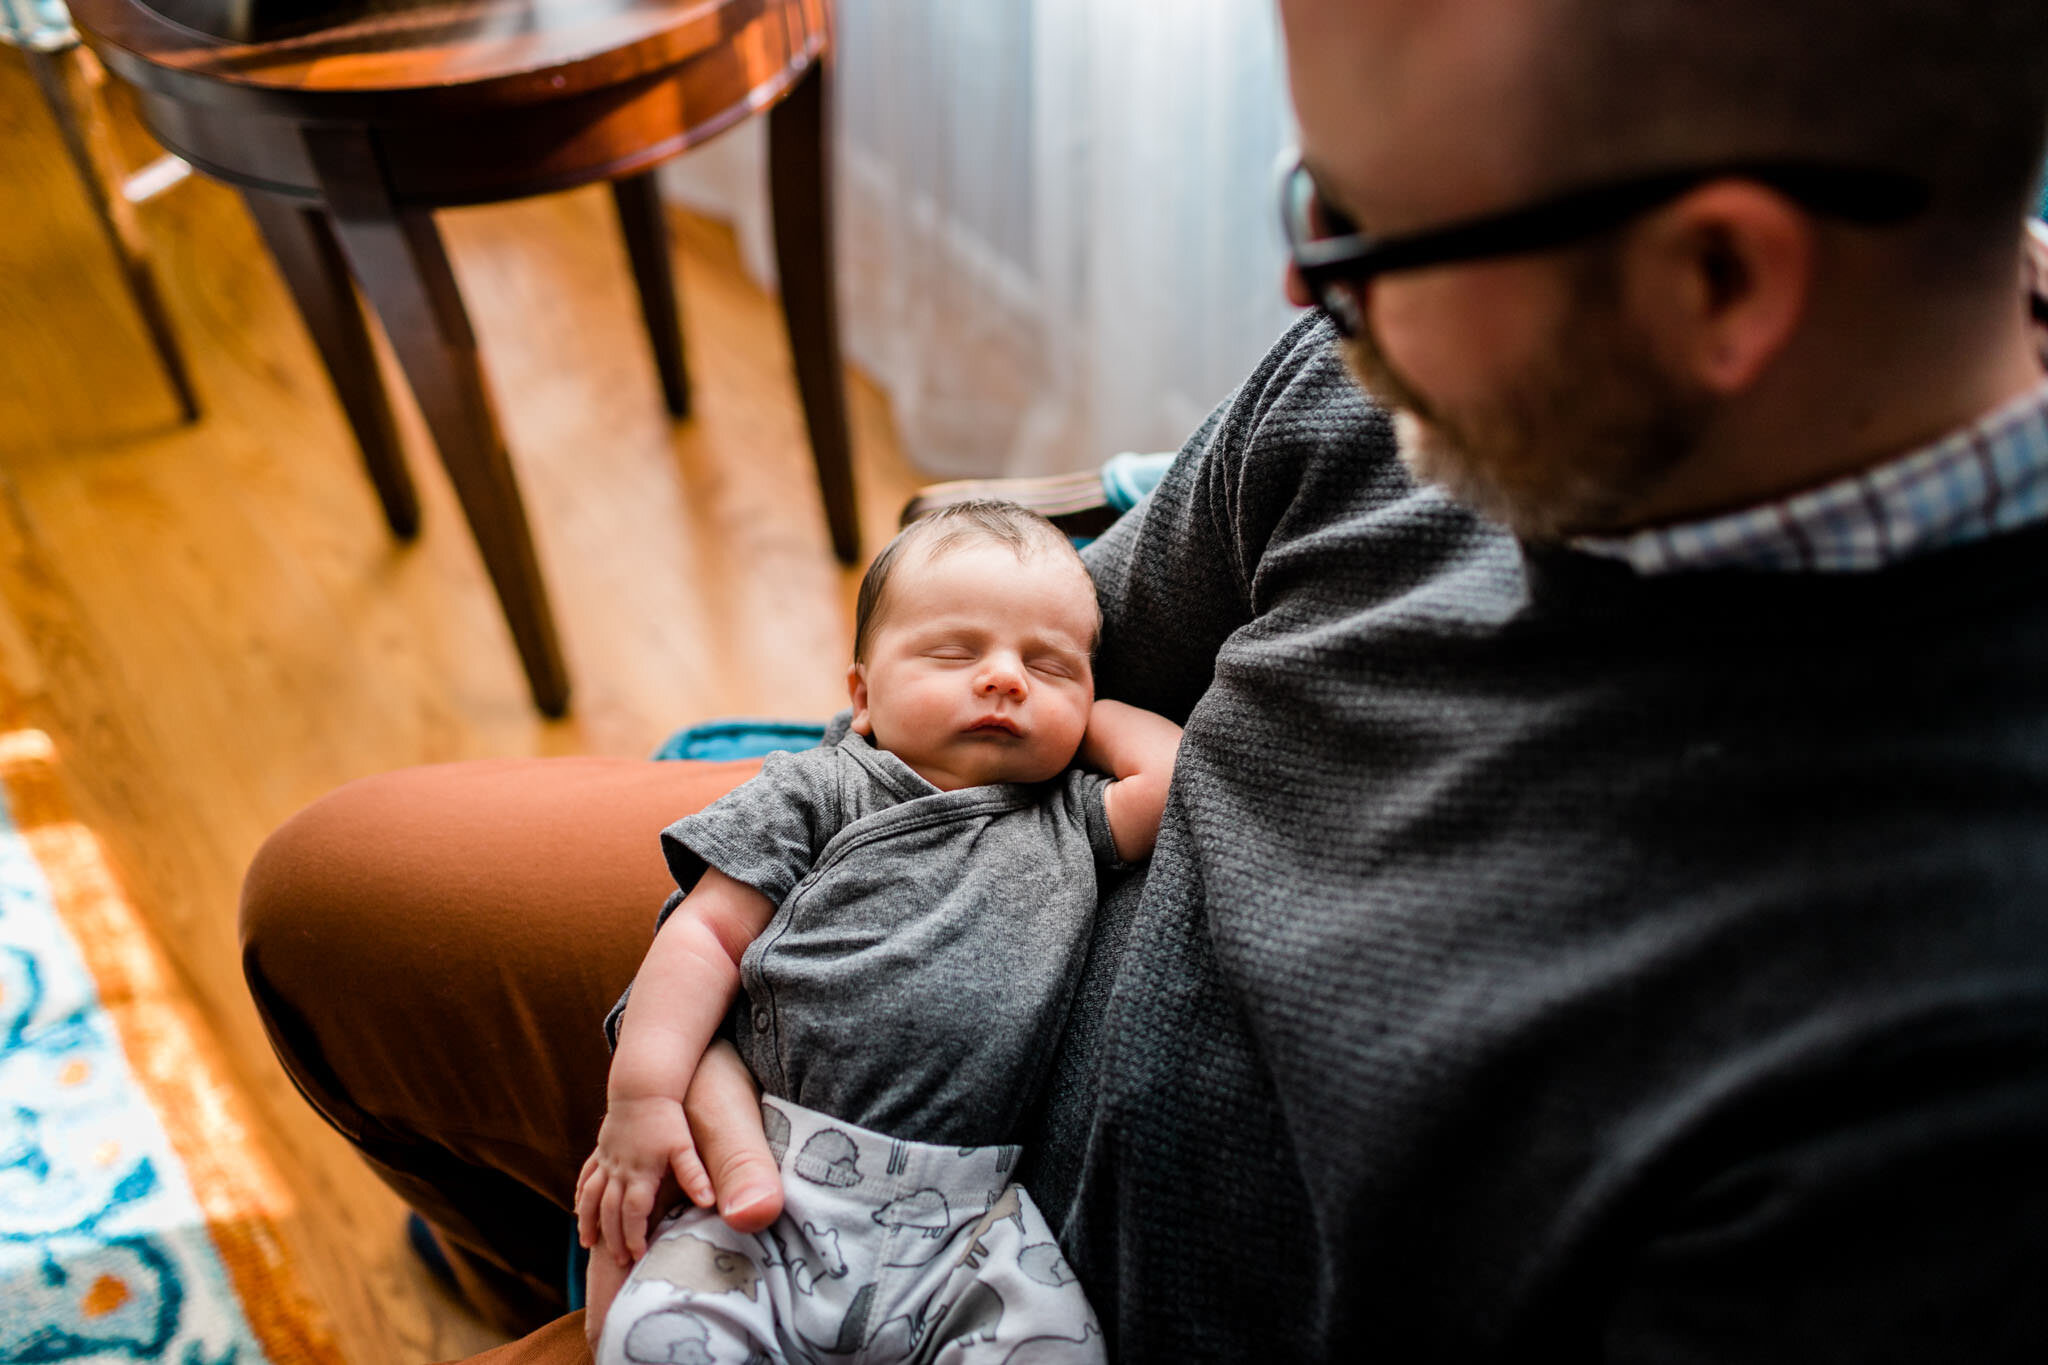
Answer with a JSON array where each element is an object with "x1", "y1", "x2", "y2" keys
[
  {"x1": 1625, "y1": 181, "x2": 1814, "y2": 396},
  {"x1": 846, "y1": 663, "x2": 872, "y2": 736}
]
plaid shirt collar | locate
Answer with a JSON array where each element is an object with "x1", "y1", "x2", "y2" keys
[{"x1": 1574, "y1": 220, "x2": 2048, "y2": 574}]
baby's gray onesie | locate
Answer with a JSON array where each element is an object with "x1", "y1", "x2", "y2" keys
[{"x1": 599, "y1": 732, "x2": 1120, "y2": 1365}]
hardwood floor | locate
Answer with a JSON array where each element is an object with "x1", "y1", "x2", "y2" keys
[{"x1": 0, "y1": 50, "x2": 924, "y2": 1362}]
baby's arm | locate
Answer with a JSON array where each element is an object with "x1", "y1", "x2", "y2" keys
[
  {"x1": 1082, "y1": 698, "x2": 1185, "y2": 861},
  {"x1": 575, "y1": 867, "x2": 774, "y2": 1266}
]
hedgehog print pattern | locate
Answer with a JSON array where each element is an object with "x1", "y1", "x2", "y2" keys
[
  {"x1": 762, "y1": 1102, "x2": 792, "y2": 1166},
  {"x1": 792, "y1": 1129, "x2": 863, "y2": 1188},
  {"x1": 1017, "y1": 1243, "x2": 1075, "y2": 1289},
  {"x1": 874, "y1": 1189, "x2": 949, "y2": 1238},
  {"x1": 622, "y1": 1309, "x2": 718, "y2": 1365},
  {"x1": 634, "y1": 1233, "x2": 763, "y2": 1301}
]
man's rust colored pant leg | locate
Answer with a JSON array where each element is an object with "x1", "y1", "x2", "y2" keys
[{"x1": 239, "y1": 756, "x2": 763, "y2": 1347}]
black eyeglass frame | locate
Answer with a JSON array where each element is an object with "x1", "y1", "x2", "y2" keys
[{"x1": 1278, "y1": 155, "x2": 1932, "y2": 337}]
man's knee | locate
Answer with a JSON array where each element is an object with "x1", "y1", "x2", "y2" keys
[
  {"x1": 241, "y1": 785, "x2": 332, "y2": 965},
  {"x1": 242, "y1": 771, "x2": 396, "y2": 1004},
  {"x1": 240, "y1": 761, "x2": 513, "y2": 1000},
  {"x1": 238, "y1": 770, "x2": 429, "y2": 1121}
]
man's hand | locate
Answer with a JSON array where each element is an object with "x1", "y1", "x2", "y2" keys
[
  {"x1": 575, "y1": 1095, "x2": 710, "y2": 1264},
  {"x1": 681, "y1": 1039, "x2": 783, "y2": 1231},
  {"x1": 583, "y1": 1247, "x2": 629, "y2": 1355}
]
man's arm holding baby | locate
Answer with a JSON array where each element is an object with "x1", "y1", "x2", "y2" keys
[
  {"x1": 575, "y1": 867, "x2": 775, "y2": 1264},
  {"x1": 1084, "y1": 697, "x2": 1184, "y2": 861}
]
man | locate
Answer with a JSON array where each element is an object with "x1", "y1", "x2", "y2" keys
[{"x1": 241, "y1": 1, "x2": 2048, "y2": 1359}]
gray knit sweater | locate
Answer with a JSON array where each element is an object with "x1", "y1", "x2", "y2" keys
[{"x1": 1023, "y1": 313, "x2": 2048, "y2": 1361}]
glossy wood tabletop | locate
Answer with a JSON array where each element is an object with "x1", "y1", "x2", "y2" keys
[
  {"x1": 65, "y1": 0, "x2": 821, "y2": 118},
  {"x1": 61, "y1": 0, "x2": 828, "y2": 204}
]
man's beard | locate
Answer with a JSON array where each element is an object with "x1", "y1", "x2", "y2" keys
[{"x1": 1337, "y1": 283, "x2": 1712, "y2": 542}]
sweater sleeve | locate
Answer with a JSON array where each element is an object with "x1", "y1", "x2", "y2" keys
[{"x1": 1082, "y1": 310, "x2": 1411, "y2": 723}]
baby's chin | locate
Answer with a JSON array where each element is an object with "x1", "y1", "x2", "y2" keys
[
  {"x1": 881, "y1": 728, "x2": 1085, "y2": 790},
  {"x1": 964, "y1": 755, "x2": 1073, "y2": 787},
  {"x1": 955, "y1": 742, "x2": 1084, "y2": 789}
]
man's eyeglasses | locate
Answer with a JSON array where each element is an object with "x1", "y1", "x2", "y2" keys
[{"x1": 1277, "y1": 154, "x2": 1932, "y2": 338}]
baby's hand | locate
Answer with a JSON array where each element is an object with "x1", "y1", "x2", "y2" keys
[
  {"x1": 575, "y1": 1095, "x2": 712, "y2": 1264},
  {"x1": 1082, "y1": 697, "x2": 1184, "y2": 862}
]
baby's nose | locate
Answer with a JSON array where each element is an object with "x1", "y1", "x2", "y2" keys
[{"x1": 976, "y1": 660, "x2": 1027, "y2": 698}]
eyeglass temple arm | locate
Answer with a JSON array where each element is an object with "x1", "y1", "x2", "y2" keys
[{"x1": 1295, "y1": 162, "x2": 1931, "y2": 281}]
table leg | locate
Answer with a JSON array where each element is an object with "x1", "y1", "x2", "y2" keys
[
  {"x1": 303, "y1": 125, "x2": 571, "y2": 717},
  {"x1": 611, "y1": 171, "x2": 691, "y2": 419},
  {"x1": 24, "y1": 43, "x2": 200, "y2": 424},
  {"x1": 768, "y1": 59, "x2": 860, "y2": 565},
  {"x1": 241, "y1": 189, "x2": 420, "y2": 539}
]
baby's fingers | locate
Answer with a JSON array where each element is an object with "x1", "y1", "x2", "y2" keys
[
  {"x1": 600, "y1": 1177, "x2": 631, "y2": 1268},
  {"x1": 623, "y1": 1178, "x2": 656, "y2": 1259},
  {"x1": 574, "y1": 1154, "x2": 603, "y2": 1247},
  {"x1": 575, "y1": 1148, "x2": 598, "y2": 1197},
  {"x1": 576, "y1": 1170, "x2": 605, "y2": 1250}
]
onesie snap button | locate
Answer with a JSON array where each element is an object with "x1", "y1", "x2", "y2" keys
[{"x1": 753, "y1": 1006, "x2": 771, "y2": 1032}]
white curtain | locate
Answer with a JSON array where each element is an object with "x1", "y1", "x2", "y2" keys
[{"x1": 662, "y1": 0, "x2": 1302, "y2": 478}]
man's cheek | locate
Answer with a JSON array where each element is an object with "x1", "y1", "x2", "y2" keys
[{"x1": 1385, "y1": 263, "x2": 1560, "y2": 403}]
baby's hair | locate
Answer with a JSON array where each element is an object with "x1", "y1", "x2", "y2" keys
[{"x1": 853, "y1": 500, "x2": 1095, "y2": 662}]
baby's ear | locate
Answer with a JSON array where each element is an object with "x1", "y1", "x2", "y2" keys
[{"x1": 846, "y1": 663, "x2": 873, "y2": 736}]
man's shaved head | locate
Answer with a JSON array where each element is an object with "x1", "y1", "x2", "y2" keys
[
  {"x1": 1533, "y1": 1, "x2": 2048, "y2": 256},
  {"x1": 1286, "y1": 0, "x2": 2048, "y2": 269}
]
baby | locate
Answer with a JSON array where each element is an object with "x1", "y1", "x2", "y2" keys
[{"x1": 577, "y1": 500, "x2": 1183, "y2": 1365}]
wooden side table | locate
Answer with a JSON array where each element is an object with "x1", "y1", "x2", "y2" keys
[{"x1": 65, "y1": 0, "x2": 860, "y2": 716}]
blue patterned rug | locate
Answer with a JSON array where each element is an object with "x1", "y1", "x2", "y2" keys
[{"x1": 0, "y1": 730, "x2": 339, "y2": 1363}]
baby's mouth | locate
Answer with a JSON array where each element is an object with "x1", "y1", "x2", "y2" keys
[{"x1": 965, "y1": 716, "x2": 1023, "y2": 737}]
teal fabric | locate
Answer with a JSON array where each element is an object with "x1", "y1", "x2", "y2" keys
[
  {"x1": 1101, "y1": 452, "x2": 1176, "y2": 512},
  {"x1": 651, "y1": 718, "x2": 827, "y2": 762},
  {"x1": 0, "y1": 0, "x2": 73, "y2": 50}
]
